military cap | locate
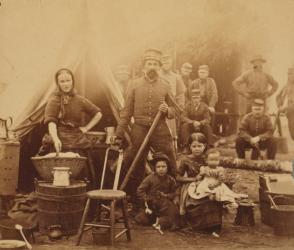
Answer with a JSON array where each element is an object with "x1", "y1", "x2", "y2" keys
[
  {"x1": 252, "y1": 98, "x2": 265, "y2": 106},
  {"x1": 143, "y1": 48, "x2": 162, "y2": 64},
  {"x1": 198, "y1": 65, "x2": 209, "y2": 71},
  {"x1": 191, "y1": 88, "x2": 201, "y2": 98},
  {"x1": 250, "y1": 55, "x2": 266, "y2": 64},
  {"x1": 182, "y1": 62, "x2": 193, "y2": 70}
]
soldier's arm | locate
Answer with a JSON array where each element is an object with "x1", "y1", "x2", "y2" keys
[
  {"x1": 181, "y1": 103, "x2": 194, "y2": 124},
  {"x1": 175, "y1": 75, "x2": 186, "y2": 109},
  {"x1": 276, "y1": 85, "x2": 287, "y2": 108},
  {"x1": 115, "y1": 83, "x2": 135, "y2": 138},
  {"x1": 259, "y1": 116, "x2": 274, "y2": 140},
  {"x1": 238, "y1": 115, "x2": 252, "y2": 142},
  {"x1": 267, "y1": 74, "x2": 279, "y2": 96},
  {"x1": 165, "y1": 85, "x2": 176, "y2": 119},
  {"x1": 232, "y1": 72, "x2": 248, "y2": 97},
  {"x1": 199, "y1": 105, "x2": 211, "y2": 125},
  {"x1": 208, "y1": 78, "x2": 218, "y2": 108}
]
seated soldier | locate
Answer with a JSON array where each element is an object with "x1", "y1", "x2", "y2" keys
[
  {"x1": 235, "y1": 98, "x2": 277, "y2": 160},
  {"x1": 180, "y1": 88, "x2": 213, "y2": 149}
]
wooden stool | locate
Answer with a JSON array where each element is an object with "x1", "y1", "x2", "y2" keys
[
  {"x1": 234, "y1": 201, "x2": 255, "y2": 226},
  {"x1": 76, "y1": 148, "x2": 131, "y2": 246}
]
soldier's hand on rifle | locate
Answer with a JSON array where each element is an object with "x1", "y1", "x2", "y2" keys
[
  {"x1": 208, "y1": 107, "x2": 215, "y2": 113},
  {"x1": 159, "y1": 102, "x2": 168, "y2": 114},
  {"x1": 193, "y1": 121, "x2": 201, "y2": 129}
]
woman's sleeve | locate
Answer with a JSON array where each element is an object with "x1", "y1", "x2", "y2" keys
[
  {"x1": 81, "y1": 97, "x2": 101, "y2": 117},
  {"x1": 44, "y1": 96, "x2": 60, "y2": 125}
]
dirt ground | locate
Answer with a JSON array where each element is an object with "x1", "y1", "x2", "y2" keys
[{"x1": 25, "y1": 149, "x2": 294, "y2": 250}]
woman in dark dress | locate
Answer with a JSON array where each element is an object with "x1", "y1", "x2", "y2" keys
[{"x1": 39, "y1": 68, "x2": 102, "y2": 154}]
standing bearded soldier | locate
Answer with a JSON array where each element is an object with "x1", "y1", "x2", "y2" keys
[
  {"x1": 232, "y1": 55, "x2": 279, "y2": 113},
  {"x1": 114, "y1": 49, "x2": 177, "y2": 206}
]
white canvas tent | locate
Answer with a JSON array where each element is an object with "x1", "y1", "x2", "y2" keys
[{"x1": 0, "y1": 1, "x2": 128, "y2": 137}]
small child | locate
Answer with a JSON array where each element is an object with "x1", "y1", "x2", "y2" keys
[
  {"x1": 135, "y1": 152, "x2": 178, "y2": 230},
  {"x1": 190, "y1": 149, "x2": 247, "y2": 205}
]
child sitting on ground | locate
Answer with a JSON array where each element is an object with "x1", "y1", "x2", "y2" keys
[
  {"x1": 177, "y1": 133, "x2": 207, "y2": 215},
  {"x1": 135, "y1": 152, "x2": 178, "y2": 231},
  {"x1": 190, "y1": 149, "x2": 248, "y2": 205}
]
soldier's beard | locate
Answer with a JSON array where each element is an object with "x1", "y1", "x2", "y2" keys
[{"x1": 145, "y1": 69, "x2": 159, "y2": 81}]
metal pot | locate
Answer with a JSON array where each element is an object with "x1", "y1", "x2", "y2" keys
[{"x1": 52, "y1": 167, "x2": 71, "y2": 186}]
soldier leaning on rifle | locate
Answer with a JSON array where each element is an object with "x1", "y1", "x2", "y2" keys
[
  {"x1": 276, "y1": 66, "x2": 294, "y2": 140},
  {"x1": 235, "y1": 98, "x2": 277, "y2": 160},
  {"x1": 232, "y1": 55, "x2": 279, "y2": 113},
  {"x1": 114, "y1": 48, "x2": 177, "y2": 206}
]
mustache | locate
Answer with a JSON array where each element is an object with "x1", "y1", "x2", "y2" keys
[{"x1": 146, "y1": 69, "x2": 158, "y2": 79}]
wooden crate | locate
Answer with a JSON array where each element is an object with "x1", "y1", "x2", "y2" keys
[{"x1": 0, "y1": 141, "x2": 20, "y2": 195}]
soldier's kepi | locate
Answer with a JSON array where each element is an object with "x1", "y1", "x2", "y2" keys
[
  {"x1": 114, "y1": 48, "x2": 178, "y2": 207},
  {"x1": 142, "y1": 48, "x2": 162, "y2": 82}
]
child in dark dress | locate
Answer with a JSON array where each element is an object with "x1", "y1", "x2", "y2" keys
[
  {"x1": 135, "y1": 153, "x2": 178, "y2": 230},
  {"x1": 177, "y1": 133, "x2": 207, "y2": 215}
]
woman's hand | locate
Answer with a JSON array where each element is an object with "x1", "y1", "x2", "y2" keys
[{"x1": 53, "y1": 138, "x2": 62, "y2": 154}]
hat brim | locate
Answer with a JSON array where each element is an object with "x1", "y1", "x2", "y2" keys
[{"x1": 250, "y1": 58, "x2": 266, "y2": 63}]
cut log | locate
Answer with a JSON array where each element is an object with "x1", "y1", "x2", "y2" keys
[{"x1": 220, "y1": 157, "x2": 292, "y2": 174}]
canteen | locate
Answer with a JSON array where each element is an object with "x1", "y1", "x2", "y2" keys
[{"x1": 52, "y1": 167, "x2": 71, "y2": 186}]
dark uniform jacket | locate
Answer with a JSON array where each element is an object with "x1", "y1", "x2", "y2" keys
[
  {"x1": 181, "y1": 101, "x2": 211, "y2": 125},
  {"x1": 238, "y1": 112, "x2": 274, "y2": 142},
  {"x1": 137, "y1": 173, "x2": 177, "y2": 201},
  {"x1": 188, "y1": 78, "x2": 218, "y2": 107},
  {"x1": 116, "y1": 76, "x2": 175, "y2": 138}
]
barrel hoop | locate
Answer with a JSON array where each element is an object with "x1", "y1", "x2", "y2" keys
[{"x1": 36, "y1": 191, "x2": 86, "y2": 202}]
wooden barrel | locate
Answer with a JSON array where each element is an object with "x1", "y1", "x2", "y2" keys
[{"x1": 35, "y1": 181, "x2": 87, "y2": 236}]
